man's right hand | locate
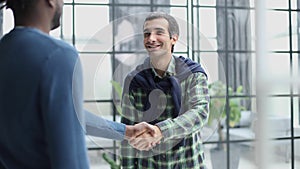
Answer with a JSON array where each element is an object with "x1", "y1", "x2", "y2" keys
[
  {"x1": 129, "y1": 125, "x2": 162, "y2": 151},
  {"x1": 125, "y1": 122, "x2": 159, "y2": 150},
  {"x1": 125, "y1": 122, "x2": 155, "y2": 140}
]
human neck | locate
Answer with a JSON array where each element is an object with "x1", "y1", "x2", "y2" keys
[
  {"x1": 15, "y1": 20, "x2": 51, "y2": 34},
  {"x1": 14, "y1": 11, "x2": 51, "y2": 34},
  {"x1": 150, "y1": 54, "x2": 172, "y2": 77}
]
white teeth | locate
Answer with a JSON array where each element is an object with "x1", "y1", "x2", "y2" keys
[{"x1": 148, "y1": 45, "x2": 160, "y2": 48}]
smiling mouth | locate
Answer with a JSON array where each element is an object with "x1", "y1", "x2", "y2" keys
[{"x1": 146, "y1": 44, "x2": 161, "y2": 50}]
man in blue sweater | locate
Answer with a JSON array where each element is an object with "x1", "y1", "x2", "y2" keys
[{"x1": 0, "y1": 0, "x2": 157, "y2": 168}]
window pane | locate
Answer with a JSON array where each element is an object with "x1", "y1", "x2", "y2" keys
[
  {"x1": 198, "y1": 8, "x2": 216, "y2": 38},
  {"x1": 199, "y1": 52, "x2": 220, "y2": 83},
  {"x1": 75, "y1": 6, "x2": 110, "y2": 51},
  {"x1": 291, "y1": 0, "x2": 298, "y2": 10},
  {"x1": 113, "y1": 0, "x2": 151, "y2": 4},
  {"x1": 295, "y1": 139, "x2": 300, "y2": 168},
  {"x1": 228, "y1": 97, "x2": 256, "y2": 139},
  {"x1": 75, "y1": 0, "x2": 109, "y2": 3},
  {"x1": 250, "y1": 10, "x2": 256, "y2": 51},
  {"x1": 236, "y1": 142, "x2": 256, "y2": 169},
  {"x1": 266, "y1": 0, "x2": 288, "y2": 9},
  {"x1": 256, "y1": 53, "x2": 292, "y2": 95},
  {"x1": 170, "y1": 7, "x2": 188, "y2": 52},
  {"x1": 267, "y1": 11, "x2": 289, "y2": 51},
  {"x1": 293, "y1": 97, "x2": 300, "y2": 130},
  {"x1": 196, "y1": 0, "x2": 216, "y2": 6},
  {"x1": 171, "y1": 0, "x2": 187, "y2": 6},
  {"x1": 204, "y1": 143, "x2": 257, "y2": 169},
  {"x1": 79, "y1": 53, "x2": 113, "y2": 100},
  {"x1": 292, "y1": 11, "x2": 299, "y2": 52},
  {"x1": 3, "y1": 8, "x2": 14, "y2": 35},
  {"x1": 267, "y1": 97, "x2": 291, "y2": 124},
  {"x1": 268, "y1": 140, "x2": 292, "y2": 168},
  {"x1": 193, "y1": 7, "x2": 217, "y2": 51}
]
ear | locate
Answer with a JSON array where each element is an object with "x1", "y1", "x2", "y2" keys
[
  {"x1": 46, "y1": 0, "x2": 56, "y2": 8},
  {"x1": 171, "y1": 34, "x2": 179, "y2": 45}
]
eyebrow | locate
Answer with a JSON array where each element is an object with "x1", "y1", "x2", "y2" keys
[{"x1": 143, "y1": 27, "x2": 166, "y2": 33}]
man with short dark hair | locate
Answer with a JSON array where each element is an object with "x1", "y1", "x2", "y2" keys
[{"x1": 120, "y1": 12, "x2": 210, "y2": 169}]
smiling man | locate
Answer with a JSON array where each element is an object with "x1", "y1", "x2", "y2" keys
[{"x1": 120, "y1": 12, "x2": 210, "y2": 169}]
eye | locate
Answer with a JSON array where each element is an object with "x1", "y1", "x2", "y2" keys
[
  {"x1": 144, "y1": 32, "x2": 150, "y2": 37},
  {"x1": 156, "y1": 31, "x2": 164, "y2": 35}
]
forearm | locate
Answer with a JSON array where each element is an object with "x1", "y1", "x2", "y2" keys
[
  {"x1": 156, "y1": 104, "x2": 208, "y2": 141},
  {"x1": 156, "y1": 73, "x2": 209, "y2": 141},
  {"x1": 85, "y1": 110, "x2": 125, "y2": 140}
]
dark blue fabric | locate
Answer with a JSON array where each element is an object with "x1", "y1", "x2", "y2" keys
[
  {"x1": 126, "y1": 56, "x2": 207, "y2": 117},
  {"x1": 0, "y1": 28, "x2": 89, "y2": 169}
]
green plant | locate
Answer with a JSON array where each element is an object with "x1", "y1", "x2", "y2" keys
[
  {"x1": 111, "y1": 80, "x2": 123, "y2": 114},
  {"x1": 102, "y1": 153, "x2": 121, "y2": 169},
  {"x1": 208, "y1": 81, "x2": 246, "y2": 149}
]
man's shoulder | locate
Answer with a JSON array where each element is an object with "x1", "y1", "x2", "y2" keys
[
  {"x1": 127, "y1": 57, "x2": 151, "y2": 75},
  {"x1": 13, "y1": 27, "x2": 76, "y2": 56}
]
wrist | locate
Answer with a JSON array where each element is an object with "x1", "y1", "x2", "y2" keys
[
  {"x1": 125, "y1": 125, "x2": 133, "y2": 140},
  {"x1": 153, "y1": 125, "x2": 163, "y2": 138}
]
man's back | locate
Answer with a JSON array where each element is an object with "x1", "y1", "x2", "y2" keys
[{"x1": 0, "y1": 27, "x2": 89, "y2": 169}]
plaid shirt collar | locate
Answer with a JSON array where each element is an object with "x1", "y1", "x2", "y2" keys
[{"x1": 150, "y1": 55, "x2": 176, "y2": 78}]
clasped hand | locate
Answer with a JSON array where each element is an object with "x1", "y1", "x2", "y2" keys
[{"x1": 125, "y1": 122, "x2": 162, "y2": 151}]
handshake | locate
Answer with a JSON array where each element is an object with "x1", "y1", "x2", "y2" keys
[{"x1": 125, "y1": 122, "x2": 162, "y2": 151}]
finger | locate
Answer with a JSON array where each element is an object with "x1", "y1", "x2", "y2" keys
[
  {"x1": 131, "y1": 141, "x2": 149, "y2": 151},
  {"x1": 129, "y1": 136, "x2": 150, "y2": 146},
  {"x1": 150, "y1": 142, "x2": 156, "y2": 147},
  {"x1": 144, "y1": 123, "x2": 156, "y2": 136},
  {"x1": 129, "y1": 138, "x2": 145, "y2": 147},
  {"x1": 136, "y1": 142, "x2": 152, "y2": 151},
  {"x1": 129, "y1": 138, "x2": 140, "y2": 145},
  {"x1": 130, "y1": 138, "x2": 152, "y2": 151},
  {"x1": 137, "y1": 122, "x2": 155, "y2": 137}
]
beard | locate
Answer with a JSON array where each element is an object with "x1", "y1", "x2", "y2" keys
[{"x1": 50, "y1": 2, "x2": 62, "y2": 30}]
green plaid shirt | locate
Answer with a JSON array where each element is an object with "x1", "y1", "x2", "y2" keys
[{"x1": 120, "y1": 56, "x2": 209, "y2": 169}]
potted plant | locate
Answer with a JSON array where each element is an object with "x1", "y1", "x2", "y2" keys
[
  {"x1": 208, "y1": 81, "x2": 246, "y2": 148},
  {"x1": 208, "y1": 81, "x2": 246, "y2": 169}
]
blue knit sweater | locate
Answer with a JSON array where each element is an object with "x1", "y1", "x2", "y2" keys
[{"x1": 0, "y1": 27, "x2": 89, "y2": 169}]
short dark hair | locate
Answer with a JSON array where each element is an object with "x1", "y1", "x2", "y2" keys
[
  {"x1": 0, "y1": 0, "x2": 6, "y2": 10},
  {"x1": 0, "y1": 0, "x2": 38, "y2": 14},
  {"x1": 144, "y1": 12, "x2": 179, "y2": 53},
  {"x1": 144, "y1": 12, "x2": 179, "y2": 37}
]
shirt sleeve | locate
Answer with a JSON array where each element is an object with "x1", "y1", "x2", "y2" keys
[
  {"x1": 156, "y1": 73, "x2": 209, "y2": 141},
  {"x1": 40, "y1": 47, "x2": 89, "y2": 169},
  {"x1": 85, "y1": 110, "x2": 126, "y2": 140}
]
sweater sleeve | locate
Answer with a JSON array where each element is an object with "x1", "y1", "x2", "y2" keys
[
  {"x1": 85, "y1": 110, "x2": 126, "y2": 140},
  {"x1": 40, "y1": 47, "x2": 89, "y2": 169},
  {"x1": 156, "y1": 73, "x2": 209, "y2": 141}
]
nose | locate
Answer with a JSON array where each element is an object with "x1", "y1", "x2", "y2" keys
[{"x1": 148, "y1": 32, "x2": 156, "y2": 42}]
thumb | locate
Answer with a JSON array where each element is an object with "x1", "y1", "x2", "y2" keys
[{"x1": 136, "y1": 122, "x2": 155, "y2": 137}]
